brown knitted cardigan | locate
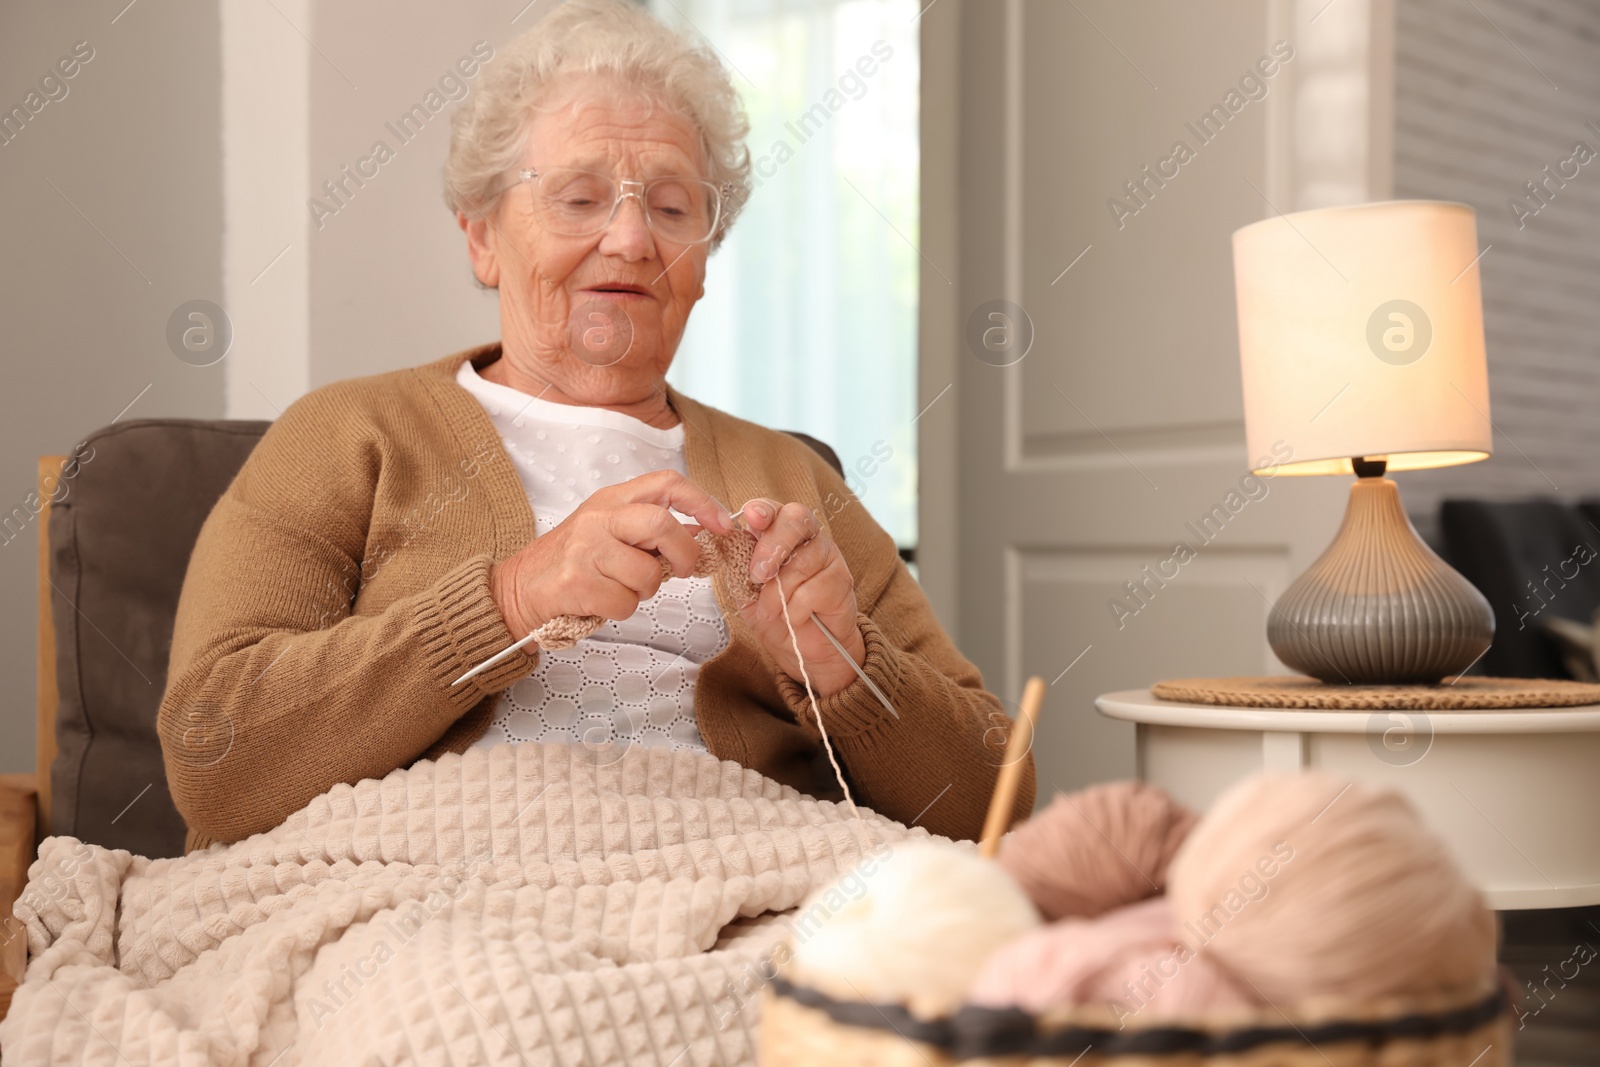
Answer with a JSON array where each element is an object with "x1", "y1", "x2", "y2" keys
[{"x1": 157, "y1": 344, "x2": 1035, "y2": 851}]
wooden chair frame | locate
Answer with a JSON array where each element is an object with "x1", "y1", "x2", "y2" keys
[{"x1": 0, "y1": 456, "x2": 65, "y2": 1016}]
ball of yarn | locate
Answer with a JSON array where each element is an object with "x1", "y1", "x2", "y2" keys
[
  {"x1": 788, "y1": 840, "x2": 1040, "y2": 1018},
  {"x1": 968, "y1": 897, "x2": 1261, "y2": 1023},
  {"x1": 999, "y1": 781, "x2": 1199, "y2": 921},
  {"x1": 1166, "y1": 771, "x2": 1496, "y2": 1004}
]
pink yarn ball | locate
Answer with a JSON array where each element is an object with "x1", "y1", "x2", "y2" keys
[
  {"x1": 967, "y1": 897, "x2": 1261, "y2": 1023},
  {"x1": 999, "y1": 781, "x2": 1199, "y2": 921},
  {"x1": 1166, "y1": 772, "x2": 1497, "y2": 1004}
]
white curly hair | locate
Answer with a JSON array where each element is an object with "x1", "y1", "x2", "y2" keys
[{"x1": 443, "y1": 0, "x2": 752, "y2": 249}]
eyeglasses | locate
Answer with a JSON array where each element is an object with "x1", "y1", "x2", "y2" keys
[{"x1": 511, "y1": 166, "x2": 728, "y2": 245}]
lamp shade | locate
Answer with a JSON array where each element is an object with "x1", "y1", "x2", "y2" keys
[{"x1": 1233, "y1": 200, "x2": 1492, "y2": 476}]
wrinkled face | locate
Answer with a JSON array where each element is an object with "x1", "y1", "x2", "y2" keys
[{"x1": 465, "y1": 73, "x2": 711, "y2": 406}]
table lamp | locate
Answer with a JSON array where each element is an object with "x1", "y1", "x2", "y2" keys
[{"x1": 1232, "y1": 200, "x2": 1495, "y2": 684}]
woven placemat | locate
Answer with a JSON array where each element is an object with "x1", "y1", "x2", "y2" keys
[{"x1": 1151, "y1": 675, "x2": 1600, "y2": 710}]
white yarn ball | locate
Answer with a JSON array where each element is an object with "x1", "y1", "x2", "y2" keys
[{"x1": 788, "y1": 840, "x2": 1040, "y2": 1018}]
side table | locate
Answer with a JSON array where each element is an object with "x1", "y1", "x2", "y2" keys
[{"x1": 1095, "y1": 688, "x2": 1600, "y2": 910}]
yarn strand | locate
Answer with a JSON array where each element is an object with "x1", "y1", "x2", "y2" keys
[{"x1": 774, "y1": 570, "x2": 868, "y2": 842}]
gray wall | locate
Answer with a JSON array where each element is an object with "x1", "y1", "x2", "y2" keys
[
  {"x1": 1392, "y1": 0, "x2": 1600, "y2": 526},
  {"x1": 0, "y1": 0, "x2": 224, "y2": 772}
]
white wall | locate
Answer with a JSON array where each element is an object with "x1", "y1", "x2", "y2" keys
[
  {"x1": 220, "y1": 0, "x2": 310, "y2": 418},
  {"x1": 0, "y1": 0, "x2": 225, "y2": 773},
  {"x1": 303, "y1": 2, "x2": 509, "y2": 390},
  {"x1": 222, "y1": 1, "x2": 516, "y2": 417}
]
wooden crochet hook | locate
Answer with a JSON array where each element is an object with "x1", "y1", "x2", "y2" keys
[{"x1": 978, "y1": 675, "x2": 1045, "y2": 858}]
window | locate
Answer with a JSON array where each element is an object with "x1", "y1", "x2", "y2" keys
[{"x1": 652, "y1": 0, "x2": 920, "y2": 551}]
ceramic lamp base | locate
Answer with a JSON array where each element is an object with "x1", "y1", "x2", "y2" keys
[{"x1": 1269, "y1": 477, "x2": 1494, "y2": 684}]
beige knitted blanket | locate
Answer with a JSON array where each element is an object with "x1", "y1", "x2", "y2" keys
[{"x1": 0, "y1": 743, "x2": 923, "y2": 1065}]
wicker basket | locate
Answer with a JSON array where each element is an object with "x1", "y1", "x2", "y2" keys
[{"x1": 760, "y1": 973, "x2": 1513, "y2": 1066}]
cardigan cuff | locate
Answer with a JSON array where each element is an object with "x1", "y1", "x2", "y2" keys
[
  {"x1": 775, "y1": 614, "x2": 904, "y2": 739},
  {"x1": 416, "y1": 554, "x2": 536, "y2": 706}
]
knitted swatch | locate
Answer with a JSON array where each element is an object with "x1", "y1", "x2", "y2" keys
[{"x1": 528, "y1": 529, "x2": 763, "y2": 650}]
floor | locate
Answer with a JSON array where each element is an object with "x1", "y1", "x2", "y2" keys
[{"x1": 1501, "y1": 906, "x2": 1600, "y2": 1065}]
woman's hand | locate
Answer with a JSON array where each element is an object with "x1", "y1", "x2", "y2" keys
[
  {"x1": 737, "y1": 499, "x2": 866, "y2": 697},
  {"x1": 490, "y1": 470, "x2": 735, "y2": 638}
]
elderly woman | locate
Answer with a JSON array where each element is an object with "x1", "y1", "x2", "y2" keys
[{"x1": 157, "y1": 0, "x2": 1033, "y2": 851}]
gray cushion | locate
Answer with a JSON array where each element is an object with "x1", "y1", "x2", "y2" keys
[{"x1": 49, "y1": 419, "x2": 268, "y2": 858}]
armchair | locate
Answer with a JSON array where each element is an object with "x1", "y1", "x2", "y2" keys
[{"x1": 0, "y1": 418, "x2": 844, "y2": 1021}]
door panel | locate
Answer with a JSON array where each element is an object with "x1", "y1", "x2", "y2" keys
[{"x1": 946, "y1": 0, "x2": 1358, "y2": 801}]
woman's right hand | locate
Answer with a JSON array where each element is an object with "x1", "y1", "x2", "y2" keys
[{"x1": 488, "y1": 469, "x2": 736, "y2": 638}]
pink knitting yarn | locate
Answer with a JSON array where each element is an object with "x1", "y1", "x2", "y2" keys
[
  {"x1": 967, "y1": 896, "x2": 1262, "y2": 1023},
  {"x1": 999, "y1": 781, "x2": 1199, "y2": 921},
  {"x1": 969, "y1": 773, "x2": 1495, "y2": 1021},
  {"x1": 1166, "y1": 771, "x2": 1497, "y2": 1004}
]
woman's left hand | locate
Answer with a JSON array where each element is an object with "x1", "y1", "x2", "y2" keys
[{"x1": 737, "y1": 499, "x2": 866, "y2": 698}]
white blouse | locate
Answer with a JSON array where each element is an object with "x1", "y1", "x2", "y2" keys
[{"x1": 457, "y1": 361, "x2": 730, "y2": 754}]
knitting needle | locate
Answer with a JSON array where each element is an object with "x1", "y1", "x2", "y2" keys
[
  {"x1": 452, "y1": 521, "x2": 726, "y2": 687},
  {"x1": 452, "y1": 512, "x2": 896, "y2": 704},
  {"x1": 979, "y1": 675, "x2": 1046, "y2": 858},
  {"x1": 451, "y1": 631, "x2": 537, "y2": 687},
  {"x1": 452, "y1": 523, "x2": 717, "y2": 688},
  {"x1": 732, "y1": 507, "x2": 899, "y2": 718},
  {"x1": 809, "y1": 612, "x2": 899, "y2": 719}
]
